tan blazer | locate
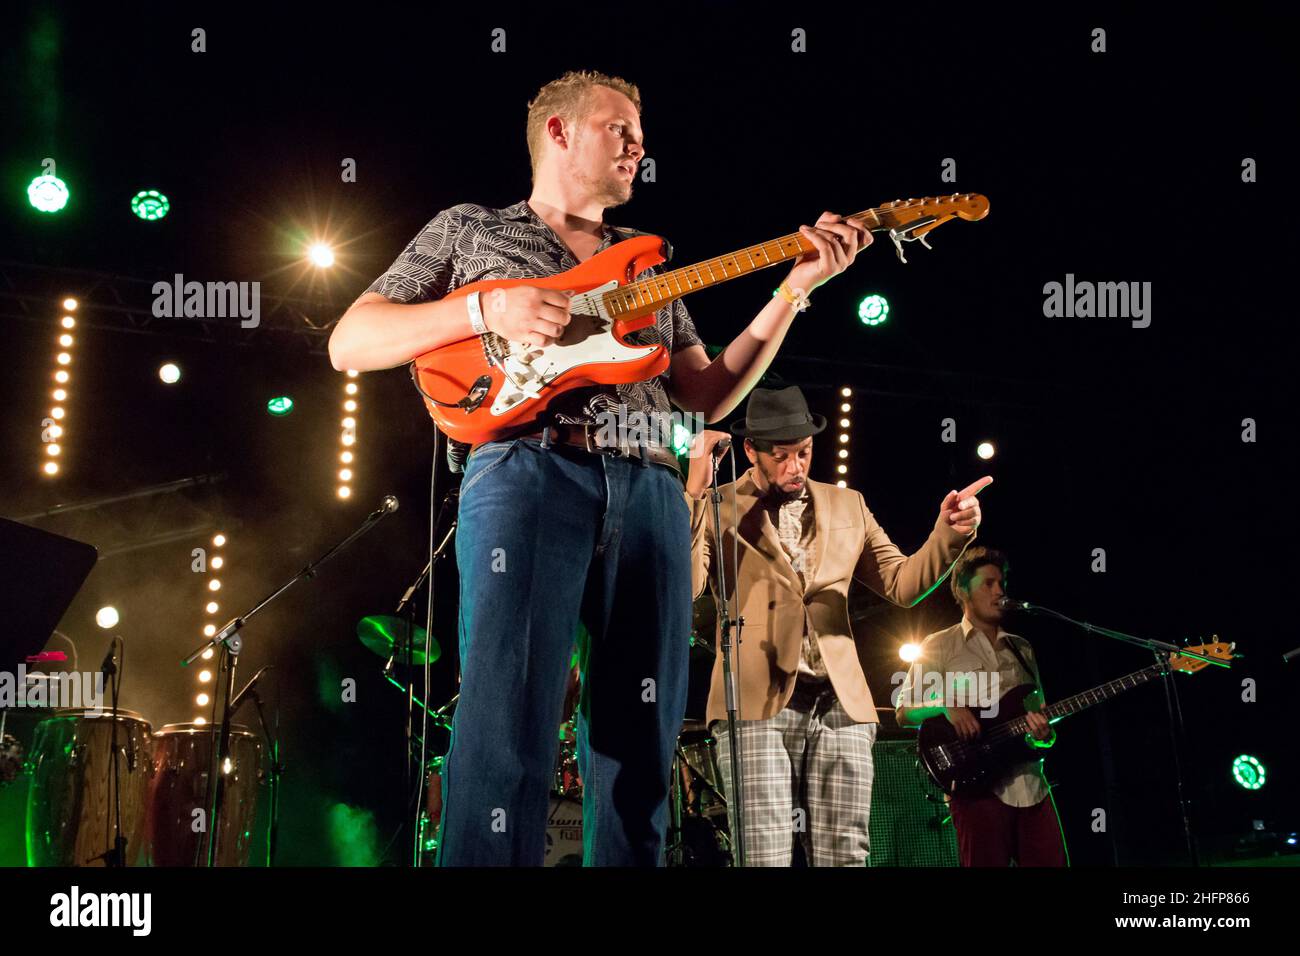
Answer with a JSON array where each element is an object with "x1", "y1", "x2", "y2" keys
[{"x1": 690, "y1": 469, "x2": 974, "y2": 724}]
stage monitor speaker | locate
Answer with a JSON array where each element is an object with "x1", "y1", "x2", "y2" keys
[{"x1": 869, "y1": 737, "x2": 958, "y2": 866}]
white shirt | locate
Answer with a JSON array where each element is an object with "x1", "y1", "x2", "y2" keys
[{"x1": 898, "y1": 617, "x2": 1051, "y2": 806}]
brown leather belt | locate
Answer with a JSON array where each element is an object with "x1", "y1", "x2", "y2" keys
[{"x1": 515, "y1": 423, "x2": 681, "y2": 474}]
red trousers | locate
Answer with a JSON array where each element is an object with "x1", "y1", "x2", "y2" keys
[{"x1": 948, "y1": 790, "x2": 1068, "y2": 867}]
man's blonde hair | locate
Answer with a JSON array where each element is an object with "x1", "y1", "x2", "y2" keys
[{"x1": 526, "y1": 70, "x2": 642, "y2": 180}]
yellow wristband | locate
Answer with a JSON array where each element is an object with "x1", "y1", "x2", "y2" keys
[{"x1": 773, "y1": 281, "x2": 810, "y2": 312}]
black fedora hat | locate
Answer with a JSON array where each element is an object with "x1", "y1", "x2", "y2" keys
[{"x1": 730, "y1": 386, "x2": 827, "y2": 442}]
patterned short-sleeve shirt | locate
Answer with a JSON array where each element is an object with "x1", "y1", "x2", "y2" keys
[{"x1": 365, "y1": 199, "x2": 703, "y2": 458}]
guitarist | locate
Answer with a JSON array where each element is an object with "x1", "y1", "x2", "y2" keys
[
  {"x1": 328, "y1": 70, "x2": 871, "y2": 866},
  {"x1": 895, "y1": 547, "x2": 1068, "y2": 866}
]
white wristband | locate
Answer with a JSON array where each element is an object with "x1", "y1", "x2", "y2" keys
[{"x1": 466, "y1": 291, "x2": 488, "y2": 335}]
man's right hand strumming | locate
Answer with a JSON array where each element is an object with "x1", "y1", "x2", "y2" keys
[
  {"x1": 685, "y1": 429, "x2": 732, "y2": 500},
  {"x1": 483, "y1": 286, "x2": 573, "y2": 349},
  {"x1": 945, "y1": 705, "x2": 982, "y2": 741},
  {"x1": 328, "y1": 284, "x2": 574, "y2": 372}
]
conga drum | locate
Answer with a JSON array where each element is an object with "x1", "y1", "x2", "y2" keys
[
  {"x1": 25, "y1": 708, "x2": 154, "y2": 866},
  {"x1": 147, "y1": 723, "x2": 265, "y2": 866}
]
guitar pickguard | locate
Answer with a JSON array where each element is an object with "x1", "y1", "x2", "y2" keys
[{"x1": 489, "y1": 280, "x2": 658, "y2": 416}]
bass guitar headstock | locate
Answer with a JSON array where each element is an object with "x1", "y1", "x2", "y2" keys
[{"x1": 1169, "y1": 636, "x2": 1235, "y2": 674}]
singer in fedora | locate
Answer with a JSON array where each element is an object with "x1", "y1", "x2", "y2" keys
[{"x1": 685, "y1": 385, "x2": 990, "y2": 865}]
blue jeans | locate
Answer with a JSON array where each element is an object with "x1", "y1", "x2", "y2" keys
[{"x1": 437, "y1": 437, "x2": 692, "y2": 866}]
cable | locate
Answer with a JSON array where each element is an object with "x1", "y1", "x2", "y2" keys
[{"x1": 413, "y1": 425, "x2": 442, "y2": 865}]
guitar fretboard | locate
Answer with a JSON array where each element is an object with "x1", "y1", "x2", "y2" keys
[
  {"x1": 993, "y1": 663, "x2": 1167, "y2": 743},
  {"x1": 601, "y1": 204, "x2": 908, "y2": 318},
  {"x1": 1043, "y1": 663, "x2": 1166, "y2": 721}
]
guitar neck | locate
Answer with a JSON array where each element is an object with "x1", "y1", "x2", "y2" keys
[
  {"x1": 1007, "y1": 662, "x2": 1167, "y2": 735},
  {"x1": 602, "y1": 205, "x2": 896, "y2": 318}
]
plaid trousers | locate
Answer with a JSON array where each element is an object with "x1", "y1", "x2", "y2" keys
[{"x1": 711, "y1": 680, "x2": 878, "y2": 867}]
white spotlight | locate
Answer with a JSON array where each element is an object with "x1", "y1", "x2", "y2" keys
[{"x1": 308, "y1": 243, "x2": 335, "y2": 268}]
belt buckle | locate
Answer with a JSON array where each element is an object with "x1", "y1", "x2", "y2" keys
[{"x1": 582, "y1": 424, "x2": 626, "y2": 457}]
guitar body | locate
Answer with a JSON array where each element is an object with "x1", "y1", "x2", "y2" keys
[
  {"x1": 411, "y1": 235, "x2": 672, "y2": 445},
  {"x1": 916, "y1": 683, "x2": 1040, "y2": 796}
]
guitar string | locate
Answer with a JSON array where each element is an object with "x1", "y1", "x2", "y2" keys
[
  {"x1": 943, "y1": 651, "x2": 1217, "y2": 767},
  {"x1": 941, "y1": 665, "x2": 1165, "y2": 760},
  {"x1": 609, "y1": 199, "x2": 985, "y2": 309}
]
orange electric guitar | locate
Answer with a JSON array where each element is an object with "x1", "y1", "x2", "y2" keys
[{"x1": 410, "y1": 193, "x2": 989, "y2": 445}]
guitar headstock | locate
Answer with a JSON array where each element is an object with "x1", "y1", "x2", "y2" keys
[
  {"x1": 1169, "y1": 637, "x2": 1234, "y2": 674},
  {"x1": 875, "y1": 193, "x2": 990, "y2": 227},
  {"x1": 860, "y1": 193, "x2": 990, "y2": 262}
]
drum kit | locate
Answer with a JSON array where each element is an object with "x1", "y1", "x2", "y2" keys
[{"x1": 12, "y1": 705, "x2": 266, "y2": 867}]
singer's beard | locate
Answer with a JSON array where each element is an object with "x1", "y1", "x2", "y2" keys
[{"x1": 762, "y1": 482, "x2": 805, "y2": 506}]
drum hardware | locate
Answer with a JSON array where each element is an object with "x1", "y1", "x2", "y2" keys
[
  {"x1": 90, "y1": 635, "x2": 133, "y2": 867},
  {"x1": 386, "y1": 486, "x2": 461, "y2": 866},
  {"x1": 381, "y1": 673, "x2": 457, "y2": 732},
  {"x1": 182, "y1": 493, "x2": 401, "y2": 867},
  {"x1": 0, "y1": 710, "x2": 22, "y2": 785},
  {"x1": 667, "y1": 721, "x2": 732, "y2": 867},
  {"x1": 228, "y1": 664, "x2": 281, "y2": 865}
]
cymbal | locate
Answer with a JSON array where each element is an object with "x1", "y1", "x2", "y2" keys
[{"x1": 357, "y1": 615, "x2": 440, "y2": 665}]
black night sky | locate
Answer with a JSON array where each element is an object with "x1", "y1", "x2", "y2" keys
[{"x1": 0, "y1": 4, "x2": 1294, "y2": 869}]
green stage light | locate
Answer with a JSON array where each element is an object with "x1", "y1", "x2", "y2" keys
[
  {"x1": 1232, "y1": 754, "x2": 1265, "y2": 790},
  {"x1": 672, "y1": 422, "x2": 693, "y2": 457},
  {"x1": 28, "y1": 174, "x2": 69, "y2": 213},
  {"x1": 267, "y1": 396, "x2": 294, "y2": 416},
  {"x1": 131, "y1": 189, "x2": 170, "y2": 221},
  {"x1": 857, "y1": 294, "x2": 889, "y2": 327}
]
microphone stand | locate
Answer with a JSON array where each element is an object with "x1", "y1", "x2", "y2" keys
[
  {"x1": 226, "y1": 665, "x2": 281, "y2": 867},
  {"x1": 705, "y1": 445, "x2": 747, "y2": 867},
  {"x1": 181, "y1": 496, "x2": 400, "y2": 867},
  {"x1": 103, "y1": 636, "x2": 127, "y2": 867},
  {"x1": 1007, "y1": 599, "x2": 1232, "y2": 867},
  {"x1": 390, "y1": 489, "x2": 457, "y2": 867},
  {"x1": 249, "y1": 689, "x2": 282, "y2": 867}
]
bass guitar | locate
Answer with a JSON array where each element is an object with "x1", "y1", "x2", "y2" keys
[{"x1": 917, "y1": 640, "x2": 1232, "y2": 795}]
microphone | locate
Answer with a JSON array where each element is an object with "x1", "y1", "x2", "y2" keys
[
  {"x1": 711, "y1": 436, "x2": 732, "y2": 457},
  {"x1": 368, "y1": 495, "x2": 400, "y2": 520},
  {"x1": 231, "y1": 664, "x2": 275, "y2": 715},
  {"x1": 997, "y1": 597, "x2": 1031, "y2": 611},
  {"x1": 99, "y1": 638, "x2": 119, "y2": 676}
]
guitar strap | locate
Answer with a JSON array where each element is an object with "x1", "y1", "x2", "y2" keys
[{"x1": 1002, "y1": 635, "x2": 1043, "y2": 695}]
